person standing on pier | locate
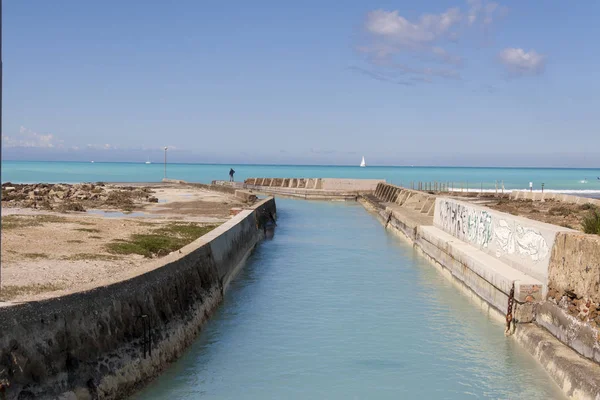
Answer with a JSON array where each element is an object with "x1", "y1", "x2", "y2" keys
[{"x1": 229, "y1": 168, "x2": 235, "y2": 182}]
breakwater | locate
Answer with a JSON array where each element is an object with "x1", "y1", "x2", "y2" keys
[
  {"x1": 0, "y1": 198, "x2": 276, "y2": 400},
  {"x1": 362, "y1": 183, "x2": 600, "y2": 399},
  {"x1": 222, "y1": 177, "x2": 386, "y2": 200}
]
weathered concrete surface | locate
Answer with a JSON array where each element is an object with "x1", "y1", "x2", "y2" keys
[
  {"x1": 434, "y1": 197, "x2": 573, "y2": 285},
  {"x1": 320, "y1": 178, "x2": 383, "y2": 192},
  {"x1": 241, "y1": 178, "x2": 385, "y2": 200},
  {"x1": 419, "y1": 226, "x2": 542, "y2": 311},
  {"x1": 373, "y1": 183, "x2": 437, "y2": 215},
  {"x1": 234, "y1": 190, "x2": 258, "y2": 203},
  {"x1": 549, "y1": 233, "x2": 600, "y2": 304},
  {"x1": 514, "y1": 323, "x2": 600, "y2": 400},
  {"x1": 536, "y1": 301, "x2": 600, "y2": 365},
  {"x1": 0, "y1": 198, "x2": 276, "y2": 400},
  {"x1": 161, "y1": 178, "x2": 187, "y2": 184}
]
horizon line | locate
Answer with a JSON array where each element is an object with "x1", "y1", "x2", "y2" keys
[{"x1": 2, "y1": 159, "x2": 600, "y2": 170}]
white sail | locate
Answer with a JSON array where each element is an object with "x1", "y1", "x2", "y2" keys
[{"x1": 360, "y1": 156, "x2": 366, "y2": 167}]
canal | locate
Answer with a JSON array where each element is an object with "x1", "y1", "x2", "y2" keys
[{"x1": 134, "y1": 199, "x2": 564, "y2": 399}]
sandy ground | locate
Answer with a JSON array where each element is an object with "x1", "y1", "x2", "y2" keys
[
  {"x1": 0, "y1": 184, "x2": 246, "y2": 303},
  {"x1": 482, "y1": 197, "x2": 596, "y2": 231}
]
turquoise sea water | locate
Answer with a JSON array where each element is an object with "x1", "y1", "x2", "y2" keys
[
  {"x1": 133, "y1": 199, "x2": 564, "y2": 399},
  {"x1": 2, "y1": 161, "x2": 600, "y2": 192}
]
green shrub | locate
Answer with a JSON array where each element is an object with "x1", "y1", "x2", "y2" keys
[
  {"x1": 582, "y1": 210, "x2": 600, "y2": 235},
  {"x1": 106, "y1": 223, "x2": 217, "y2": 258},
  {"x1": 580, "y1": 203, "x2": 597, "y2": 211}
]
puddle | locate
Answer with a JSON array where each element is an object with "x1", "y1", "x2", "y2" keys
[
  {"x1": 86, "y1": 209, "x2": 147, "y2": 218},
  {"x1": 158, "y1": 199, "x2": 168, "y2": 203}
]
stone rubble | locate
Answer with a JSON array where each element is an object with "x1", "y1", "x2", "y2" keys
[{"x1": 1, "y1": 182, "x2": 159, "y2": 212}]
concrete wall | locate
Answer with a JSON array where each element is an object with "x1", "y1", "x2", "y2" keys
[
  {"x1": 511, "y1": 190, "x2": 600, "y2": 207},
  {"x1": 320, "y1": 179, "x2": 383, "y2": 192},
  {"x1": 548, "y1": 232, "x2": 600, "y2": 304},
  {"x1": 243, "y1": 178, "x2": 384, "y2": 192},
  {"x1": 234, "y1": 190, "x2": 258, "y2": 203},
  {"x1": 434, "y1": 197, "x2": 571, "y2": 284},
  {"x1": 373, "y1": 183, "x2": 436, "y2": 216},
  {"x1": 0, "y1": 198, "x2": 276, "y2": 400}
]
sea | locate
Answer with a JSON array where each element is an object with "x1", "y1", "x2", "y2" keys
[{"x1": 1, "y1": 160, "x2": 600, "y2": 195}]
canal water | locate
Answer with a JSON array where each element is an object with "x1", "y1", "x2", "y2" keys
[{"x1": 134, "y1": 199, "x2": 564, "y2": 399}]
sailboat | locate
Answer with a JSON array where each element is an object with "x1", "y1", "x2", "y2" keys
[
  {"x1": 145, "y1": 157, "x2": 151, "y2": 165},
  {"x1": 360, "y1": 156, "x2": 366, "y2": 168}
]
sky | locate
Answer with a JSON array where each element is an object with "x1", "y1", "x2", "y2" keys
[{"x1": 2, "y1": 0, "x2": 599, "y2": 167}]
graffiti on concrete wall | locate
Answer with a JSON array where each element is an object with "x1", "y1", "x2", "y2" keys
[
  {"x1": 437, "y1": 200, "x2": 493, "y2": 248},
  {"x1": 437, "y1": 199, "x2": 549, "y2": 263},
  {"x1": 494, "y1": 220, "x2": 549, "y2": 261}
]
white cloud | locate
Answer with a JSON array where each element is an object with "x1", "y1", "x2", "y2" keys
[
  {"x1": 365, "y1": 8, "x2": 462, "y2": 49},
  {"x1": 2, "y1": 126, "x2": 62, "y2": 148},
  {"x1": 360, "y1": 7, "x2": 465, "y2": 82},
  {"x1": 467, "y1": 0, "x2": 506, "y2": 26},
  {"x1": 357, "y1": 1, "x2": 507, "y2": 85},
  {"x1": 86, "y1": 143, "x2": 116, "y2": 150},
  {"x1": 498, "y1": 48, "x2": 545, "y2": 76}
]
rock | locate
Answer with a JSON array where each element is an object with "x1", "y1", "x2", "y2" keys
[
  {"x1": 4, "y1": 187, "x2": 16, "y2": 193},
  {"x1": 148, "y1": 196, "x2": 159, "y2": 203},
  {"x1": 547, "y1": 288, "x2": 560, "y2": 302},
  {"x1": 230, "y1": 207, "x2": 243, "y2": 216},
  {"x1": 565, "y1": 289, "x2": 578, "y2": 300}
]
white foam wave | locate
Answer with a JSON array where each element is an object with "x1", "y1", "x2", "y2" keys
[{"x1": 447, "y1": 188, "x2": 600, "y2": 194}]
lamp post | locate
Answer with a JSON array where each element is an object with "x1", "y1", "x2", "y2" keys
[{"x1": 163, "y1": 147, "x2": 168, "y2": 179}]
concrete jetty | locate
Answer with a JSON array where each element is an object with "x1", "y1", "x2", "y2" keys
[
  {"x1": 362, "y1": 182, "x2": 600, "y2": 400},
  {"x1": 212, "y1": 178, "x2": 385, "y2": 200}
]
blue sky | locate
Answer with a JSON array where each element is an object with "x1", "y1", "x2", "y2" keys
[{"x1": 2, "y1": 0, "x2": 599, "y2": 167}]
